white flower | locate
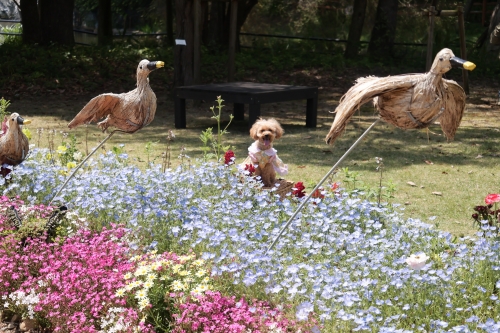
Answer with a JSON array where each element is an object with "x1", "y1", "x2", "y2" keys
[
  {"x1": 135, "y1": 289, "x2": 148, "y2": 300},
  {"x1": 115, "y1": 289, "x2": 126, "y2": 297},
  {"x1": 73, "y1": 151, "x2": 83, "y2": 161},
  {"x1": 405, "y1": 253, "x2": 429, "y2": 270},
  {"x1": 138, "y1": 298, "x2": 150, "y2": 310}
]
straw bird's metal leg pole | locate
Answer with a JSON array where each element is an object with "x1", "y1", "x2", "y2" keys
[
  {"x1": 49, "y1": 131, "x2": 117, "y2": 205},
  {"x1": 266, "y1": 118, "x2": 381, "y2": 253}
]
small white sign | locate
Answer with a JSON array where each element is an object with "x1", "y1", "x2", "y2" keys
[{"x1": 175, "y1": 39, "x2": 187, "y2": 45}]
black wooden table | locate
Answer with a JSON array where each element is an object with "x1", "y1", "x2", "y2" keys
[{"x1": 174, "y1": 82, "x2": 318, "y2": 128}]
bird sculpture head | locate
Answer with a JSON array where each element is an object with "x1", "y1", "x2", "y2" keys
[
  {"x1": 430, "y1": 48, "x2": 476, "y2": 75},
  {"x1": 137, "y1": 59, "x2": 165, "y2": 81},
  {"x1": 3, "y1": 113, "x2": 30, "y2": 132}
]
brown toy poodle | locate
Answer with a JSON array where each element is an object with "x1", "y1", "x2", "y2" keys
[{"x1": 240, "y1": 118, "x2": 288, "y2": 187}]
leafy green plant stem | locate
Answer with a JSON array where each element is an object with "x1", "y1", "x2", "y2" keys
[{"x1": 200, "y1": 96, "x2": 234, "y2": 162}]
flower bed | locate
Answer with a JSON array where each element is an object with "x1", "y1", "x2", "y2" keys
[{"x1": 2, "y1": 148, "x2": 500, "y2": 332}]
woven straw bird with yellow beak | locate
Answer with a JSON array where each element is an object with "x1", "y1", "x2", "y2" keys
[
  {"x1": 68, "y1": 59, "x2": 164, "y2": 133},
  {"x1": 0, "y1": 113, "x2": 31, "y2": 167},
  {"x1": 325, "y1": 48, "x2": 476, "y2": 145}
]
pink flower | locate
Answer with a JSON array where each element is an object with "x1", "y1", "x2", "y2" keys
[
  {"x1": 485, "y1": 194, "x2": 500, "y2": 205},
  {"x1": 172, "y1": 291, "x2": 319, "y2": 333}
]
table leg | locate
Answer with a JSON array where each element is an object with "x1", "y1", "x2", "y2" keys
[
  {"x1": 306, "y1": 96, "x2": 318, "y2": 128},
  {"x1": 234, "y1": 103, "x2": 244, "y2": 121},
  {"x1": 248, "y1": 104, "x2": 261, "y2": 127},
  {"x1": 174, "y1": 97, "x2": 186, "y2": 128}
]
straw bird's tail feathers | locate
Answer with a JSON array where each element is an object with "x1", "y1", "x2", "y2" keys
[{"x1": 439, "y1": 79, "x2": 466, "y2": 141}]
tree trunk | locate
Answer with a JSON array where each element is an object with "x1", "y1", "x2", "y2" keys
[
  {"x1": 368, "y1": 0, "x2": 398, "y2": 60},
  {"x1": 174, "y1": 0, "x2": 195, "y2": 87},
  {"x1": 98, "y1": 0, "x2": 113, "y2": 46},
  {"x1": 204, "y1": 0, "x2": 257, "y2": 51},
  {"x1": 344, "y1": 0, "x2": 367, "y2": 58},
  {"x1": 20, "y1": 0, "x2": 41, "y2": 44},
  {"x1": 234, "y1": 0, "x2": 258, "y2": 49},
  {"x1": 39, "y1": 0, "x2": 75, "y2": 45},
  {"x1": 205, "y1": 1, "x2": 226, "y2": 50},
  {"x1": 165, "y1": 0, "x2": 174, "y2": 46}
]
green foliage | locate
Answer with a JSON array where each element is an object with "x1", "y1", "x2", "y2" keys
[
  {"x1": 0, "y1": 40, "x2": 172, "y2": 94},
  {"x1": 1, "y1": 214, "x2": 70, "y2": 244},
  {"x1": 339, "y1": 165, "x2": 396, "y2": 204},
  {"x1": 112, "y1": 144, "x2": 125, "y2": 156},
  {"x1": 57, "y1": 135, "x2": 81, "y2": 167},
  {"x1": 145, "y1": 140, "x2": 159, "y2": 164},
  {"x1": 0, "y1": 97, "x2": 11, "y2": 123},
  {"x1": 76, "y1": 0, "x2": 153, "y2": 15},
  {"x1": 0, "y1": 23, "x2": 21, "y2": 44},
  {"x1": 199, "y1": 96, "x2": 234, "y2": 162}
]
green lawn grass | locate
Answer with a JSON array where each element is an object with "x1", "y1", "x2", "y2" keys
[{"x1": 9, "y1": 78, "x2": 500, "y2": 237}]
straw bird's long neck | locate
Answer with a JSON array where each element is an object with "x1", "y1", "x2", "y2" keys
[
  {"x1": 5, "y1": 126, "x2": 19, "y2": 142},
  {"x1": 137, "y1": 75, "x2": 150, "y2": 92},
  {"x1": 425, "y1": 71, "x2": 444, "y2": 91}
]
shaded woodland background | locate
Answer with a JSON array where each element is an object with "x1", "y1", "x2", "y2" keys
[{"x1": 1, "y1": 0, "x2": 500, "y2": 93}]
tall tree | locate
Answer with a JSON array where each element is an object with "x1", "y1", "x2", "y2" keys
[
  {"x1": 174, "y1": 0, "x2": 195, "y2": 87},
  {"x1": 39, "y1": 0, "x2": 75, "y2": 45},
  {"x1": 368, "y1": 0, "x2": 398, "y2": 60},
  {"x1": 20, "y1": 0, "x2": 42, "y2": 44},
  {"x1": 165, "y1": 0, "x2": 174, "y2": 46},
  {"x1": 344, "y1": 0, "x2": 367, "y2": 58},
  {"x1": 98, "y1": 0, "x2": 113, "y2": 46},
  {"x1": 205, "y1": 1, "x2": 226, "y2": 50},
  {"x1": 203, "y1": 0, "x2": 258, "y2": 50}
]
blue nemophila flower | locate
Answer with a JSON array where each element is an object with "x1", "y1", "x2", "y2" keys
[{"x1": 6, "y1": 148, "x2": 500, "y2": 331}]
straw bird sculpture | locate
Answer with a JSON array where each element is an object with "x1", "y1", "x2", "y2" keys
[
  {"x1": 51, "y1": 59, "x2": 164, "y2": 204},
  {"x1": 68, "y1": 59, "x2": 164, "y2": 133},
  {"x1": 0, "y1": 113, "x2": 30, "y2": 169},
  {"x1": 267, "y1": 49, "x2": 477, "y2": 253},
  {"x1": 325, "y1": 48, "x2": 476, "y2": 145}
]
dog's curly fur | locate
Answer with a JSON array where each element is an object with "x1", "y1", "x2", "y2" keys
[{"x1": 249, "y1": 118, "x2": 285, "y2": 187}]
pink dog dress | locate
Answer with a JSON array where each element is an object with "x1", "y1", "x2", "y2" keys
[{"x1": 240, "y1": 141, "x2": 288, "y2": 176}]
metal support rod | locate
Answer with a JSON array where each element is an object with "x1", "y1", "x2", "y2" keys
[
  {"x1": 49, "y1": 130, "x2": 117, "y2": 205},
  {"x1": 266, "y1": 118, "x2": 381, "y2": 253}
]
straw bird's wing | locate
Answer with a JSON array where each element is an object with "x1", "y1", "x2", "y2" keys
[
  {"x1": 68, "y1": 93, "x2": 122, "y2": 129},
  {"x1": 439, "y1": 79, "x2": 466, "y2": 141},
  {"x1": 325, "y1": 75, "x2": 414, "y2": 145}
]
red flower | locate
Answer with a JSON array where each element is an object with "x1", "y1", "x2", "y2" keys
[
  {"x1": 224, "y1": 150, "x2": 235, "y2": 165},
  {"x1": 330, "y1": 182, "x2": 340, "y2": 191},
  {"x1": 292, "y1": 182, "x2": 306, "y2": 198},
  {"x1": 244, "y1": 164, "x2": 255, "y2": 175},
  {"x1": 311, "y1": 188, "x2": 325, "y2": 199},
  {"x1": 485, "y1": 194, "x2": 500, "y2": 205}
]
